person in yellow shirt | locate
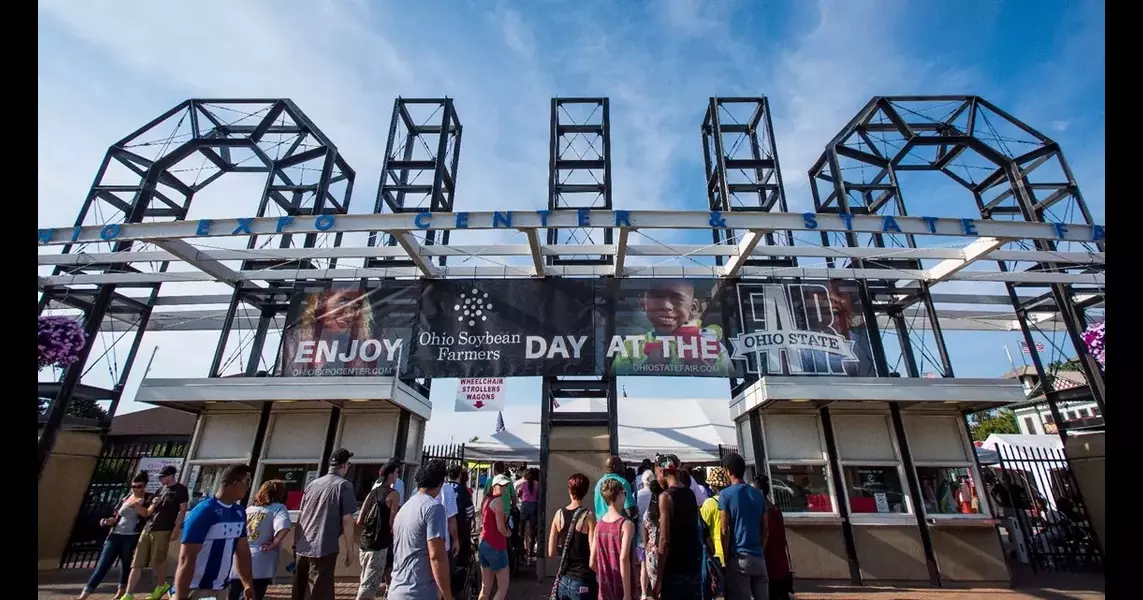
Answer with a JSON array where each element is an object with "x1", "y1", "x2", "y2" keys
[{"x1": 700, "y1": 467, "x2": 731, "y2": 566}]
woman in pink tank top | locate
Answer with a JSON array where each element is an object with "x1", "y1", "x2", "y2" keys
[
  {"x1": 590, "y1": 478, "x2": 635, "y2": 600},
  {"x1": 520, "y1": 468, "x2": 540, "y2": 559}
]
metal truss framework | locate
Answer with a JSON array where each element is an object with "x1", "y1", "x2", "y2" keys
[
  {"x1": 539, "y1": 98, "x2": 619, "y2": 550},
  {"x1": 807, "y1": 96, "x2": 1105, "y2": 431},
  {"x1": 36, "y1": 99, "x2": 354, "y2": 477},
  {"x1": 805, "y1": 95, "x2": 1106, "y2": 586},
  {"x1": 547, "y1": 98, "x2": 613, "y2": 267},
  {"x1": 369, "y1": 98, "x2": 462, "y2": 272},
  {"x1": 702, "y1": 97, "x2": 795, "y2": 274}
]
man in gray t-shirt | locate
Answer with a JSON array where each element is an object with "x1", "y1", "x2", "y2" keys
[
  {"x1": 388, "y1": 460, "x2": 452, "y2": 600},
  {"x1": 292, "y1": 448, "x2": 357, "y2": 600}
]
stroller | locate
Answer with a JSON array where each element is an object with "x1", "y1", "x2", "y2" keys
[{"x1": 453, "y1": 528, "x2": 482, "y2": 600}]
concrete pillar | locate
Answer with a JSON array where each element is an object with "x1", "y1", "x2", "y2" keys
[
  {"x1": 1066, "y1": 433, "x2": 1105, "y2": 558},
  {"x1": 537, "y1": 425, "x2": 610, "y2": 578},
  {"x1": 39, "y1": 430, "x2": 104, "y2": 570}
]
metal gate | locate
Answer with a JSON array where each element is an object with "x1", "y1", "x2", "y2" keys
[
  {"x1": 60, "y1": 440, "x2": 189, "y2": 569},
  {"x1": 992, "y1": 444, "x2": 1102, "y2": 573},
  {"x1": 718, "y1": 444, "x2": 740, "y2": 462},
  {"x1": 422, "y1": 443, "x2": 466, "y2": 469}
]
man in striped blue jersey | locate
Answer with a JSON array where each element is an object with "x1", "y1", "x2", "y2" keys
[{"x1": 171, "y1": 464, "x2": 256, "y2": 600}]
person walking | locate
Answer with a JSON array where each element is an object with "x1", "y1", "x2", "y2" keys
[
  {"x1": 77, "y1": 472, "x2": 151, "y2": 600},
  {"x1": 547, "y1": 473, "x2": 597, "y2": 600},
  {"x1": 477, "y1": 474, "x2": 513, "y2": 600},
  {"x1": 355, "y1": 462, "x2": 400, "y2": 600},
  {"x1": 700, "y1": 467, "x2": 731, "y2": 599},
  {"x1": 226, "y1": 480, "x2": 291, "y2": 600},
  {"x1": 653, "y1": 454, "x2": 701, "y2": 600},
  {"x1": 124, "y1": 464, "x2": 189, "y2": 600},
  {"x1": 372, "y1": 458, "x2": 405, "y2": 588},
  {"x1": 519, "y1": 468, "x2": 540, "y2": 558},
  {"x1": 719, "y1": 453, "x2": 769, "y2": 600},
  {"x1": 591, "y1": 478, "x2": 635, "y2": 600},
  {"x1": 172, "y1": 464, "x2": 255, "y2": 600},
  {"x1": 388, "y1": 459, "x2": 453, "y2": 600},
  {"x1": 640, "y1": 479, "x2": 663, "y2": 600},
  {"x1": 292, "y1": 449, "x2": 358, "y2": 600},
  {"x1": 757, "y1": 476, "x2": 793, "y2": 600},
  {"x1": 593, "y1": 456, "x2": 638, "y2": 521}
]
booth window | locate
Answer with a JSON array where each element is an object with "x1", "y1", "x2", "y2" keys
[
  {"x1": 904, "y1": 415, "x2": 984, "y2": 517},
  {"x1": 832, "y1": 414, "x2": 910, "y2": 515},
  {"x1": 761, "y1": 413, "x2": 836, "y2": 514},
  {"x1": 346, "y1": 464, "x2": 383, "y2": 507},
  {"x1": 260, "y1": 463, "x2": 320, "y2": 510},
  {"x1": 186, "y1": 464, "x2": 233, "y2": 508}
]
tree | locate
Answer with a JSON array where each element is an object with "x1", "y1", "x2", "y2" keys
[
  {"x1": 1049, "y1": 359, "x2": 1082, "y2": 373},
  {"x1": 38, "y1": 396, "x2": 108, "y2": 420},
  {"x1": 970, "y1": 409, "x2": 1019, "y2": 441}
]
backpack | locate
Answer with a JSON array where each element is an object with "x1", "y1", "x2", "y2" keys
[{"x1": 359, "y1": 485, "x2": 392, "y2": 551}]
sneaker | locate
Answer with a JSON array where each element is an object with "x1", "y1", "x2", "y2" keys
[
  {"x1": 119, "y1": 596, "x2": 135, "y2": 600},
  {"x1": 146, "y1": 583, "x2": 171, "y2": 600}
]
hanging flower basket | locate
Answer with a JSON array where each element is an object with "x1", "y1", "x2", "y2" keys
[
  {"x1": 38, "y1": 315, "x2": 87, "y2": 371},
  {"x1": 1081, "y1": 321, "x2": 1104, "y2": 368}
]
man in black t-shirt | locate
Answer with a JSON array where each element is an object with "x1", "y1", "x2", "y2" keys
[{"x1": 125, "y1": 465, "x2": 190, "y2": 599}]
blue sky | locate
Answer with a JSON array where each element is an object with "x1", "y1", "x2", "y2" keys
[{"x1": 37, "y1": 0, "x2": 1104, "y2": 442}]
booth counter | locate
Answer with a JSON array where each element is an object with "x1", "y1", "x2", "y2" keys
[
  {"x1": 135, "y1": 375, "x2": 430, "y2": 579},
  {"x1": 731, "y1": 376, "x2": 1025, "y2": 586}
]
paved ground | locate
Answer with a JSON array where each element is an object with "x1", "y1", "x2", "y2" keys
[{"x1": 38, "y1": 568, "x2": 1104, "y2": 600}]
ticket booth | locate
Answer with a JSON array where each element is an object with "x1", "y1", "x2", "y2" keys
[
  {"x1": 731, "y1": 376, "x2": 1026, "y2": 586},
  {"x1": 135, "y1": 375, "x2": 430, "y2": 579}
]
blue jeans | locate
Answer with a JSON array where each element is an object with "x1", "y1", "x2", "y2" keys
[
  {"x1": 478, "y1": 540, "x2": 509, "y2": 571},
  {"x1": 555, "y1": 573, "x2": 597, "y2": 600},
  {"x1": 660, "y1": 572, "x2": 702, "y2": 600},
  {"x1": 84, "y1": 534, "x2": 139, "y2": 593}
]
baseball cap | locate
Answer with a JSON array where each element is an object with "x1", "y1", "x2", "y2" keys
[
  {"x1": 492, "y1": 474, "x2": 513, "y2": 488},
  {"x1": 656, "y1": 453, "x2": 681, "y2": 473},
  {"x1": 379, "y1": 459, "x2": 402, "y2": 478},
  {"x1": 329, "y1": 448, "x2": 354, "y2": 466},
  {"x1": 159, "y1": 466, "x2": 178, "y2": 477}
]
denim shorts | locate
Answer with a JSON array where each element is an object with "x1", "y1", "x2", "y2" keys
[
  {"x1": 478, "y1": 540, "x2": 509, "y2": 571},
  {"x1": 521, "y1": 501, "x2": 538, "y2": 523}
]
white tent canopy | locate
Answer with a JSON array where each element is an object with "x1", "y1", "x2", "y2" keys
[{"x1": 464, "y1": 397, "x2": 736, "y2": 464}]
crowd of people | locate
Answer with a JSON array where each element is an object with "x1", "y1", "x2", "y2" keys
[
  {"x1": 546, "y1": 453, "x2": 792, "y2": 600},
  {"x1": 79, "y1": 448, "x2": 789, "y2": 600}
]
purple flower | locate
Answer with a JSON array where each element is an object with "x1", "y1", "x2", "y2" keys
[
  {"x1": 1081, "y1": 321, "x2": 1104, "y2": 367},
  {"x1": 38, "y1": 316, "x2": 87, "y2": 371}
]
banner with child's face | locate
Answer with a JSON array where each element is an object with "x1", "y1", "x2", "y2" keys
[{"x1": 276, "y1": 278, "x2": 876, "y2": 379}]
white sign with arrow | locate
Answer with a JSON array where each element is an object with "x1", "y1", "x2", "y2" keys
[{"x1": 455, "y1": 378, "x2": 507, "y2": 412}]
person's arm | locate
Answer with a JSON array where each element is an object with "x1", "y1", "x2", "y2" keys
[
  {"x1": 266, "y1": 506, "x2": 293, "y2": 552},
  {"x1": 172, "y1": 486, "x2": 190, "y2": 538},
  {"x1": 589, "y1": 518, "x2": 598, "y2": 572},
  {"x1": 720, "y1": 509, "x2": 733, "y2": 563},
  {"x1": 655, "y1": 492, "x2": 673, "y2": 597},
  {"x1": 761, "y1": 505, "x2": 770, "y2": 552},
  {"x1": 232, "y1": 537, "x2": 255, "y2": 597},
  {"x1": 386, "y1": 490, "x2": 400, "y2": 532},
  {"x1": 174, "y1": 504, "x2": 210, "y2": 600},
  {"x1": 174, "y1": 543, "x2": 202, "y2": 599},
  {"x1": 446, "y1": 487, "x2": 460, "y2": 556},
  {"x1": 340, "y1": 483, "x2": 358, "y2": 567},
  {"x1": 620, "y1": 519, "x2": 635, "y2": 600},
  {"x1": 547, "y1": 509, "x2": 563, "y2": 559},
  {"x1": 426, "y1": 505, "x2": 452, "y2": 600}
]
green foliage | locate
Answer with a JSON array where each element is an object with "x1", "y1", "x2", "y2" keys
[
  {"x1": 37, "y1": 396, "x2": 108, "y2": 420},
  {"x1": 1049, "y1": 359, "x2": 1082, "y2": 372},
  {"x1": 970, "y1": 409, "x2": 1019, "y2": 442}
]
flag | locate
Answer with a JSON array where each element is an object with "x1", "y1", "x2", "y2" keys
[
  {"x1": 551, "y1": 398, "x2": 560, "y2": 409},
  {"x1": 495, "y1": 411, "x2": 505, "y2": 433},
  {"x1": 623, "y1": 386, "x2": 628, "y2": 398},
  {"x1": 1019, "y1": 341, "x2": 1044, "y2": 353}
]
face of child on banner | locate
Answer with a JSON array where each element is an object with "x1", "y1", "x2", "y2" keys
[{"x1": 639, "y1": 280, "x2": 703, "y2": 335}]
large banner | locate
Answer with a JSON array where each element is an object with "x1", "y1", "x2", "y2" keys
[
  {"x1": 275, "y1": 278, "x2": 876, "y2": 379},
  {"x1": 732, "y1": 280, "x2": 876, "y2": 377},
  {"x1": 406, "y1": 279, "x2": 597, "y2": 378},
  {"x1": 279, "y1": 283, "x2": 417, "y2": 377},
  {"x1": 606, "y1": 279, "x2": 735, "y2": 377}
]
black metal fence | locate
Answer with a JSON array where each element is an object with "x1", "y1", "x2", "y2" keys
[
  {"x1": 422, "y1": 443, "x2": 466, "y2": 468},
  {"x1": 61, "y1": 440, "x2": 189, "y2": 569},
  {"x1": 993, "y1": 443, "x2": 1102, "y2": 574},
  {"x1": 718, "y1": 444, "x2": 740, "y2": 462}
]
